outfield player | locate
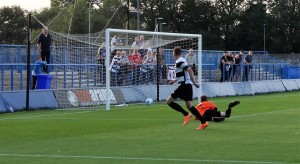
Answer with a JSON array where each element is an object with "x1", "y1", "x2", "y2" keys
[
  {"x1": 166, "y1": 46, "x2": 208, "y2": 130},
  {"x1": 195, "y1": 95, "x2": 240, "y2": 122}
]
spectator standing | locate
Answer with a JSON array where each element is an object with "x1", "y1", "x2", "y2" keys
[
  {"x1": 185, "y1": 48, "x2": 196, "y2": 74},
  {"x1": 232, "y1": 50, "x2": 243, "y2": 81},
  {"x1": 97, "y1": 42, "x2": 106, "y2": 83},
  {"x1": 219, "y1": 51, "x2": 230, "y2": 82},
  {"x1": 110, "y1": 35, "x2": 122, "y2": 59},
  {"x1": 243, "y1": 50, "x2": 253, "y2": 81},
  {"x1": 110, "y1": 51, "x2": 123, "y2": 85},
  {"x1": 138, "y1": 35, "x2": 147, "y2": 58},
  {"x1": 156, "y1": 47, "x2": 166, "y2": 80},
  {"x1": 141, "y1": 49, "x2": 155, "y2": 84},
  {"x1": 131, "y1": 36, "x2": 141, "y2": 49},
  {"x1": 128, "y1": 49, "x2": 143, "y2": 85},
  {"x1": 32, "y1": 56, "x2": 47, "y2": 90},
  {"x1": 97, "y1": 42, "x2": 106, "y2": 65},
  {"x1": 37, "y1": 27, "x2": 52, "y2": 74},
  {"x1": 227, "y1": 52, "x2": 235, "y2": 81},
  {"x1": 121, "y1": 51, "x2": 130, "y2": 85}
]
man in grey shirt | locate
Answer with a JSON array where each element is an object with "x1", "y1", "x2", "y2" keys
[{"x1": 243, "y1": 50, "x2": 253, "y2": 81}]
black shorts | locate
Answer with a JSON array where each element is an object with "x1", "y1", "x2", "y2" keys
[
  {"x1": 203, "y1": 110, "x2": 221, "y2": 121},
  {"x1": 171, "y1": 84, "x2": 193, "y2": 101}
]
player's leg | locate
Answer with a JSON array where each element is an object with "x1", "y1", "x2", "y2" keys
[
  {"x1": 166, "y1": 86, "x2": 190, "y2": 125},
  {"x1": 185, "y1": 100, "x2": 206, "y2": 124},
  {"x1": 225, "y1": 100, "x2": 240, "y2": 118},
  {"x1": 166, "y1": 96, "x2": 191, "y2": 125},
  {"x1": 203, "y1": 110, "x2": 225, "y2": 122},
  {"x1": 183, "y1": 85, "x2": 208, "y2": 130}
]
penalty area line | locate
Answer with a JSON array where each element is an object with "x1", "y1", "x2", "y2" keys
[
  {"x1": 0, "y1": 153, "x2": 293, "y2": 164},
  {"x1": 231, "y1": 108, "x2": 299, "y2": 119},
  {"x1": 0, "y1": 110, "x2": 93, "y2": 121}
]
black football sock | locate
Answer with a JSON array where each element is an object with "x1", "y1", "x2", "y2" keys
[
  {"x1": 168, "y1": 102, "x2": 189, "y2": 116},
  {"x1": 225, "y1": 108, "x2": 232, "y2": 118},
  {"x1": 188, "y1": 106, "x2": 206, "y2": 124}
]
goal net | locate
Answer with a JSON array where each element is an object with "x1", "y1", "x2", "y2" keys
[
  {"x1": 48, "y1": 30, "x2": 106, "y2": 109},
  {"x1": 104, "y1": 29, "x2": 202, "y2": 110},
  {"x1": 49, "y1": 28, "x2": 202, "y2": 110}
]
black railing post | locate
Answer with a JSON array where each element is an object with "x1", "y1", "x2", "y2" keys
[{"x1": 26, "y1": 13, "x2": 31, "y2": 111}]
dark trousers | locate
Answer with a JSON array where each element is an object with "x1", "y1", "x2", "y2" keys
[
  {"x1": 41, "y1": 49, "x2": 50, "y2": 73},
  {"x1": 32, "y1": 75, "x2": 37, "y2": 90},
  {"x1": 243, "y1": 65, "x2": 251, "y2": 81},
  {"x1": 220, "y1": 67, "x2": 229, "y2": 82}
]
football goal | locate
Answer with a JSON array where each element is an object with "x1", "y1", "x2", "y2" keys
[{"x1": 104, "y1": 28, "x2": 203, "y2": 110}]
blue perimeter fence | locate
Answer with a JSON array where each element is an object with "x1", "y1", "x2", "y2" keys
[{"x1": 0, "y1": 44, "x2": 299, "y2": 91}]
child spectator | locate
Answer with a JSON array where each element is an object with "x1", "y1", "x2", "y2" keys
[{"x1": 32, "y1": 56, "x2": 47, "y2": 90}]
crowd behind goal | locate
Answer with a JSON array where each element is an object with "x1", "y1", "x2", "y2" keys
[{"x1": 98, "y1": 34, "x2": 196, "y2": 86}]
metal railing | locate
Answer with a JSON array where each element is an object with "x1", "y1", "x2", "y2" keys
[
  {"x1": 0, "y1": 63, "x2": 293, "y2": 91},
  {"x1": 219, "y1": 63, "x2": 290, "y2": 82}
]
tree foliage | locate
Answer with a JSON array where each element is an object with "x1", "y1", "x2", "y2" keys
[
  {"x1": 1, "y1": 0, "x2": 300, "y2": 53},
  {"x1": 0, "y1": 6, "x2": 27, "y2": 44}
]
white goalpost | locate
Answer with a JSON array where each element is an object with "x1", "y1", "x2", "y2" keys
[{"x1": 105, "y1": 29, "x2": 202, "y2": 110}]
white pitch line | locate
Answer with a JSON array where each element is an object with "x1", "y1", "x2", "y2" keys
[
  {"x1": 0, "y1": 110, "x2": 93, "y2": 121},
  {"x1": 231, "y1": 108, "x2": 300, "y2": 119},
  {"x1": 1, "y1": 108, "x2": 298, "y2": 122},
  {"x1": 0, "y1": 153, "x2": 296, "y2": 164}
]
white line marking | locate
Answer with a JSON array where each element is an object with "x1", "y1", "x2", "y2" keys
[
  {"x1": 1, "y1": 108, "x2": 298, "y2": 122},
  {"x1": 0, "y1": 153, "x2": 296, "y2": 164},
  {"x1": 231, "y1": 108, "x2": 299, "y2": 119},
  {"x1": 0, "y1": 111, "x2": 93, "y2": 121}
]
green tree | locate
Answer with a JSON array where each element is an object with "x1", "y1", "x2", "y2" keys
[
  {"x1": 0, "y1": 6, "x2": 28, "y2": 44},
  {"x1": 41, "y1": 0, "x2": 125, "y2": 34},
  {"x1": 215, "y1": 0, "x2": 246, "y2": 50},
  {"x1": 180, "y1": 0, "x2": 223, "y2": 50},
  {"x1": 231, "y1": 1, "x2": 268, "y2": 51},
  {"x1": 137, "y1": 0, "x2": 223, "y2": 49},
  {"x1": 267, "y1": 0, "x2": 300, "y2": 53}
]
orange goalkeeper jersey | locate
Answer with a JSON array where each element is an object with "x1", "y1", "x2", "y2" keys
[{"x1": 196, "y1": 101, "x2": 217, "y2": 116}]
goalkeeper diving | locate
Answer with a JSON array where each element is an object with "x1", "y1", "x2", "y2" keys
[{"x1": 195, "y1": 95, "x2": 240, "y2": 122}]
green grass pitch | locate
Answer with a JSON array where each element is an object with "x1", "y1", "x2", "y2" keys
[{"x1": 0, "y1": 91, "x2": 299, "y2": 164}]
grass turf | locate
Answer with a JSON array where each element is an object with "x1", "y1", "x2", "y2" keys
[{"x1": 0, "y1": 91, "x2": 299, "y2": 164}]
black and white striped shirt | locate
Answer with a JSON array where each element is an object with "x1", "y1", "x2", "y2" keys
[{"x1": 175, "y1": 57, "x2": 192, "y2": 84}]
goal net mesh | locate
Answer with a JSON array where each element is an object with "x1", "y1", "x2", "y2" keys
[{"x1": 49, "y1": 29, "x2": 201, "y2": 110}]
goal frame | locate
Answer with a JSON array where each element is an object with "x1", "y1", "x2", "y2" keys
[{"x1": 105, "y1": 28, "x2": 202, "y2": 110}]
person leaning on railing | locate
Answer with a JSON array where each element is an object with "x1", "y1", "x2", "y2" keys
[
  {"x1": 32, "y1": 56, "x2": 47, "y2": 90},
  {"x1": 232, "y1": 50, "x2": 243, "y2": 82},
  {"x1": 227, "y1": 52, "x2": 235, "y2": 81},
  {"x1": 128, "y1": 49, "x2": 143, "y2": 85},
  {"x1": 141, "y1": 48, "x2": 156, "y2": 84},
  {"x1": 121, "y1": 51, "x2": 130, "y2": 86},
  {"x1": 243, "y1": 50, "x2": 253, "y2": 81},
  {"x1": 219, "y1": 51, "x2": 230, "y2": 82}
]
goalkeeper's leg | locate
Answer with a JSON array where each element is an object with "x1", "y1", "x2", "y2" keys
[
  {"x1": 225, "y1": 100, "x2": 240, "y2": 118},
  {"x1": 203, "y1": 110, "x2": 225, "y2": 122}
]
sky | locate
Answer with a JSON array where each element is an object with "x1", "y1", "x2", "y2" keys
[{"x1": 0, "y1": 0, "x2": 51, "y2": 11}]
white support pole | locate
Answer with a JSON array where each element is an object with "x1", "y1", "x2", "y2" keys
[
  {"x1": 107, "y1": 29, "x2": 201, "y2": 38},
  {"x1": 198, "y1": 36, "x2": 202, "y2": 102},
  {"x1": 88, "y1": 2, "x2": 91, "y2": 65},
  {"x1": 105, "y1": 29, "x2": 111, "y2": 110}
]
